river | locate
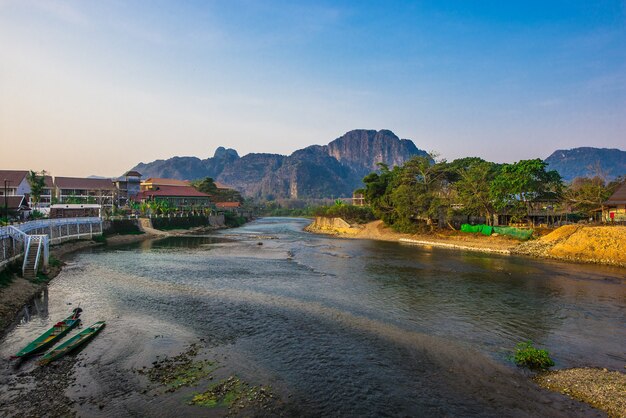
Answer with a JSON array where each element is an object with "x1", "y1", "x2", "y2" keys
[{"x1": 1, "y1": 217, "x2": 624, "y2": 417}]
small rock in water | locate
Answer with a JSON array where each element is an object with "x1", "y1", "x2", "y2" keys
[{"x1": 257, "y1": 242, "x2": 263, "y2": 245}]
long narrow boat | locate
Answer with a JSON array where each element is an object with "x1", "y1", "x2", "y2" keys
[
  {"x1": 14, "y1": 308, "x2": 82, "y2": 358},
  {"x1": 39, "y1": 321, "x2": 105, "y2": 365}
]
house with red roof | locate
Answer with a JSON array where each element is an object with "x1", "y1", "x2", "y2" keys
[
  {"x1": 214, "y1": 201, "x2": 241, "y2": 212},
  {"x1": 134, "y1": 183, "x2": 211, "y2": 210}
]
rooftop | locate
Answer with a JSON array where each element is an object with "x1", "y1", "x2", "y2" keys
[
  {"x1": 605, "y1": 182, "x2": 626, "y2": 205},
  {"x1": 55, "y1": 177, "x2": 115, "y2": 190}
]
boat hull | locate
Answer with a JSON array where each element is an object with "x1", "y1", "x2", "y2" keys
[
  {"x1": 39, "y1": 321, "x2": 106, "y2": 365},
  {"x1": 15, "y1": 311, "x2": 82, "y2": 358}
]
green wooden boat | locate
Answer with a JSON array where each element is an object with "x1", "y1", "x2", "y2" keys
[
  {"x1": 14, "y1": 308, "x2": 82, "y2": 358},
  {"x1": 39, "y1": 321, "x2": 105, "y2": 365}
]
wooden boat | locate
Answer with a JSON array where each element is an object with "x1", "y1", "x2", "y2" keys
[
  {"x1": 39, "y1": 321, "x2": 105, "y2": 365},
  {"x1": 14, "y1": 308, "x2": 82, "y2": 358}
]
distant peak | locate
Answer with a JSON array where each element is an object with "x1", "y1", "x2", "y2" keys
[{"x1": 213, "y1": 146, "x2": 239, "y2": 159}]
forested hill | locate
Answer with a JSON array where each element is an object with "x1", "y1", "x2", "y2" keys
[
  {"x1": 545, "y1": 147, "x2": 626, "y2": 182},
  {"x1": 131, "y1": 129, "x2": 429, "y2": 199}
]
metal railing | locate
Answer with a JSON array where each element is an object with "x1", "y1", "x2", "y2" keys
[{"x1": 0, "y1": 217, "x2": 102, "y2": 272}]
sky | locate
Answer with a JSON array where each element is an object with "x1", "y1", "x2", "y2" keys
[{"x1": 0, "y1": 0, "x2": 624, "y2": 177}]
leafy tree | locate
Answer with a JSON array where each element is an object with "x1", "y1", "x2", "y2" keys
[
  {"x1": 27, "y1": 170, "x2": 47, "y2": 209},
  {"x1": 490, "y1": 159, "x2": 562, "y2": 222},
  {"x1": 452, "y1": 159, "x2": 499, "y2": 225},
  {"x1": 191, "y1": 177, "x2": 244, "y2": 203}
]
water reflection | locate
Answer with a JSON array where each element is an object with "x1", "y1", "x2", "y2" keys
[{"x1": 1, "y1": 218, "x2": 624, "y2": 417}]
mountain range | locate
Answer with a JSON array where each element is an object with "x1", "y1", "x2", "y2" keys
[
  {"x1": 130, "y1": 130, "x2": 625, "y2": 199},
  {"x1": 544, "y1": 147, "x2": 626, "y2": 182},
  {"x1": 131, "y1": 129, "x2": 428, "y2": 199}
]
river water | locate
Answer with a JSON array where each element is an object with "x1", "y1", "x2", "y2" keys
[{"x1": 1, "y1": 217, "x2": 624, "y2": 417}]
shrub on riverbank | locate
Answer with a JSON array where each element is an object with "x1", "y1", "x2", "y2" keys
[
  {"x1": 314, "y1": 205, "x2": 375, "y2": 224},
  {"x1": 224, "y1": 212, "x2": 246, "y2": 228},
  {"x1": 0, "y1": 263, "x2": 19, "y2": 287},
  {"x1": 104, "y1": 219, "x2": 144, "y2": 236},
  {"x1": 514, "y1": 341, "x2": 555, "y2": 370},
  {"x1": 152, "y1": 215, "x2": 211, "y2": 230}
]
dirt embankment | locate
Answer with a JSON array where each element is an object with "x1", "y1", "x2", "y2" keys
[
  {"x1": 306, "y1": 218, "x2": 626, "y2": 266},
  {"x1": 306, "y1": 218, "x2": 519, "y2": 254},
  {"x1": 513, "y1": 225, "x2": 626, "y2": 267}
]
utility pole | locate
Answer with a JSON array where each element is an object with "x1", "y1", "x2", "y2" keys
[{"x1": 3, "y1": 179, "x2": 8, "y2": 220}]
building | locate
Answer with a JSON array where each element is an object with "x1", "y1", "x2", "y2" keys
[
  {"x1": 214, "y1": 201, "x2": 241, "y2": 212},
  {"x1": 352, "y1": 192, "x2": 365, "y2": 207},
  {"x1": 140, "y1": 178, "x2": 190, "y2": 191},
  {"x1": 1, "y1": 195, "x2": 30, "y2": 220},
  {"x1": 0, "y1": 170, "x2": 54, "y2": 208},
  {"x1": 603, "y1": 182, "x2": 626, "y2": 223},
  {"x1": 134, "y1": 185, "x2": 211, "y2": 211},
  {"x1": 54, "y1": 177, "x2": 116, "y2": 207},
  {"x1": 114, "y1": 170, "x2": 142, "y2": 207}
]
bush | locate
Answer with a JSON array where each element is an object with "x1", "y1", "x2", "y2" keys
[
  {"x1": 92, "y1": 235, "x2": 107, "y2": 243},
  {"x1": 151, "y1": 215, "x2": 210, "y2": 230},
  {"x1": 104, "y1": 219, "x2": 143, "y2": 236},
  {"x1": 513, "y1": 341, "x2": 555, "y2": 370},
  {"x1": 314, "y1": 205, "x2": 375, "y2": 224},
  {"x1": 48, "y1": 255, "x2": 62, "y2": 268},
  {"x1": 224, "y1": 212, "x2": 246, "y2": 228}
]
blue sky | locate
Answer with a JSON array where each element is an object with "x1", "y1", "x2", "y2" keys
[{"x1": 0, "y1": 0, "x2": 624, "y2": 176}]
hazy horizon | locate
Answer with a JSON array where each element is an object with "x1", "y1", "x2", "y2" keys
[{"x1": 1, "y1": 1, "x2": 624, "y2": 177}]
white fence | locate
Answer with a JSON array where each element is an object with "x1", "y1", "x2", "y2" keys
[{"x1": 0, "y1": 217, "x2": 102, "y2": 271}]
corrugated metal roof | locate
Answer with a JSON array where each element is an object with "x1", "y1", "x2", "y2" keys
[{"x1": 605, "y1": 182, "x2": 626, "y2": 205}]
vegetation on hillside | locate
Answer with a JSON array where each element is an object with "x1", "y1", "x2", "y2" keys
[{"x1": 191, "y1": 177, "x2": 243, "y2": 203}]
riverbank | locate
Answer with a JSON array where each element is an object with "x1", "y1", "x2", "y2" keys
[
  {"x1": 305, "y1": 218, "x2": 521, "y2": 254},
  {"x1": 0, "y1": 222, "x2": 226, "y2": 333},
  {"x1": 305, "y1": 218, "x2": 626, "y2": 267}
]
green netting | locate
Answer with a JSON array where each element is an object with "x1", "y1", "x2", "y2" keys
[
  {"x1": 460, "y1": 224, "x2": 533, "y2": 240},
  {"x1": 492, "y1": 226, "x2": 533, "y2": 240},
  {"x1": 460, "y1": 224, "x2": 493, "y2": 236}
]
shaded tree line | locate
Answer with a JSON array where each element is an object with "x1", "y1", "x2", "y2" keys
[{"x1": 359, "y1": 155, "x2": 622, "y2": 233}]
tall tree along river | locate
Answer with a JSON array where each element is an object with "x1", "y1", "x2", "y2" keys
[{"x1": 1, "y1": 218, "x2": 624, "y2": 417}]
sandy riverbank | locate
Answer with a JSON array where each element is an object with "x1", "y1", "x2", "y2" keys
[
  {"x1": 305, "y1": 218, "x2": 626, "y2": 267},
  {"x1": 305, "y1": 218, "x2": 521, "y2": 254}
]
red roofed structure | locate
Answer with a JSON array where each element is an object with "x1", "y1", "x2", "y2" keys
[{"x1": 134, "y1": 185, "x2": 211, "y2": 210}]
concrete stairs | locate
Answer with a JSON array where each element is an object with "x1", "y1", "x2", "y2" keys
[{"x1": 22, "y1": 239, "x2": 41, "y2": 280}]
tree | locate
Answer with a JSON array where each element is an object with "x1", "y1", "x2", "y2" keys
[
  {"x1": 565, "y1": 176, "x2": 613, "y2": 217},
  {"x1": 490, "y1": 159, "x2": 562, "y2": 222},
  {"x1": 27, "y1": 170, "x2": 46, "y2": 209},
  {"x1": 452, "y1": 159, "x2": 499, "y2": 225}
]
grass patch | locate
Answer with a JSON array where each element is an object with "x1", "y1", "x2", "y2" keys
[
  {"x1": 48, "y1": 255, "x2": 62, "y2": 268},
  {"x1": 513, "y1": 341, "x2": 555, "y2": 370},
  {"x1": 136, "y1": 343, "x2": 216, "y2": 392},
  {"x1": 92, "y1": 235, "x2": 107, "y2": 244},
  {"x1": 190, "y1": 376, "x2": 277, "y2": 413},
  {"x1": 0, "y1": 267, "x2": 16, "y2": 287}
]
